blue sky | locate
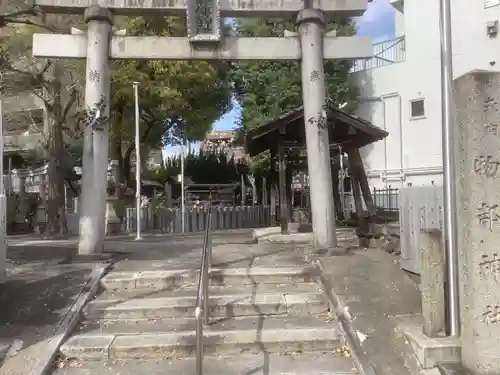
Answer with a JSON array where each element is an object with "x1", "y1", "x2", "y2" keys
[{"x1": 165, "y1": 0, "x2": 395, "y2": 157}]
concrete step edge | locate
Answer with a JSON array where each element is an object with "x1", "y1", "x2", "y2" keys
[
  {"x1": 83, "y1": 292, "x2": 327, "y2": 319},
  {"x1": 101, "y1": 267, "x2": 319, "y2": 289},
  {"x1": 95, "y1": 282, "x2": 322, "y2": 300},
  {"x1": 51, "y1": 353, "x2": 359, "y2": 375},
  {"x1": 76, "y1": 314, "x2": 336, "y2": 336},
  {"x1": 60, "y1": 327, "x2": 344, "y2": 360}
]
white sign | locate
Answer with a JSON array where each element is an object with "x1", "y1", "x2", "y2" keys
[{"x1": 485, "y1": 0, "x2": 500, "y2": 8}]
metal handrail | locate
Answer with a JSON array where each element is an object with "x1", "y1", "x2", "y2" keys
[{"x1": 195, "y1": 200, "x2": 213, "y2": 375}]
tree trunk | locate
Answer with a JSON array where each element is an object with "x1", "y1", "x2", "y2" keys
[
  {"x1": 45, "y1": 62, "x2": 67, "y2": 237},
  {"x1": 112, "y1": 137, "x2": 124, "y2": 198}
]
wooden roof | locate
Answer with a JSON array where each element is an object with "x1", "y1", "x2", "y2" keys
[{"x1": 244, "y1": 106, "x2": 388, "y2": 157}]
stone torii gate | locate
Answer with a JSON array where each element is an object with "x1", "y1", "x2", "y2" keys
[{"x1": 32, "y1": 0, "x2": 372, "y2": 254}]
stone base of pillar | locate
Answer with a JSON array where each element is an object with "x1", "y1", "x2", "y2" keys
[
  {"x1": 401, "y1": 323, "x2": 461, "y2": 373},
  {"x1": 105, "y1": 197, "x2": 121, "y2": 235}
]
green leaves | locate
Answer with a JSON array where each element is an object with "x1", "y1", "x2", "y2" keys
[
  {"x1": 231, "y1": 18, "x2": 358, "y2": 132},
  {"x1": 110, "y1": 15, "x2": 233, "y2": 150},
  {"x1": 229, "y1": 18, "x2": 360, "y2": 175}
]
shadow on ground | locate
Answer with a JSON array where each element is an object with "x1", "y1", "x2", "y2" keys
[{"x1": 0, "y1": 261, "x2": 95, "y2": 373}]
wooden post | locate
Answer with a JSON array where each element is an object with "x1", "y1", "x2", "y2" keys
[
  {"x1": 331, "y1": 158, "x2": 344, "y2": 221},
  {"x1": 286, "y1": 166, "x2": 293, "y2": 222},
  {"x1": 350, "y1": 173, "x2": 363, "y2": 217},
  {"x1": 349, "y1": 148, "x2": 376, "y2": 217},
  {"x1": 278, "y1": 145, "x2": 288, "y2": 234},
  {"x1": 270, "y1": 184, "x2": 276, "y2": 224},
  {"x1": 240, "y1": 173, "x2": 245, "y2": 207},
  {"x1": 270, "y1": 149, "x2": 277, "y2": 225},
  {"x1": 262, "y1": 177, "x2": 267, "y2": 206}
]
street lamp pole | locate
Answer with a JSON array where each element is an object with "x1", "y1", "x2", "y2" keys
[{"x1": 133, "y1": 82, "x2": 142, "y2": 240}]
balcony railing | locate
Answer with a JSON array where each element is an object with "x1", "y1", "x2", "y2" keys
[{"x1": 351, "y1": 36, "x2": 406, "y2": 73}]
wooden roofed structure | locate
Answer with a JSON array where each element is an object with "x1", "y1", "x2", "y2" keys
[
  {"x1": 245, "y1": 106, "x2": 388, "y2": 157},
  {"x1": 244, "y1": 106, "x2": 389, "y2": 234}
]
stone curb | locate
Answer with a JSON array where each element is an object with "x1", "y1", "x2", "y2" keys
[
  {"x1": 313, "y1": 259, "x2": 377, "y2": 375},
  {"x1": 26, "y1": 263, "x2": 111, "y2": 375},
  {"x1": 260, "y1": 232, "x2": 313, "y2": 244}
]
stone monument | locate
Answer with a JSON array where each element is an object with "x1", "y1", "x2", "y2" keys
[{"x1": 455, "y1": 71, "x2": 500, "y2": 373}]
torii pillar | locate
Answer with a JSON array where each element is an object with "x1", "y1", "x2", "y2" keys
[
  {"x1": 79, "y1": 6, "x2": 113, "y2": 254},
  {"x1": 297, "y1": 8, "x2": 337, "y2": 248}
]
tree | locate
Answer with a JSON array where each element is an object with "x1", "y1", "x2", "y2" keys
[
  {"x1": 109, "y1": 15, "x2": 233, "y2": 196},
  {"x1": 144, "y1": 150, "x2": 244, "y2": 201},
  {"x1": 1, "y1": 3, "x2": 85, "y2": 236},
  {"x1": 230, "y1": 18, "x2": 359, "y2": 181}
]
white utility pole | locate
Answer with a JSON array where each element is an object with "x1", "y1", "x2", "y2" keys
[
  {"x1": 439, "y1": 0, "x2": 460, "y2": 337},
  {"x1": 133, "y1": 82, "x2": 142, "y2": 240},
  {"x1": 172, "y1": 135, "x2": 186, "y2": 233}
]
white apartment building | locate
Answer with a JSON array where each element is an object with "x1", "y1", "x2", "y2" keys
[{"x1": 353, "y1": 0, "x2": 500, "y2": 188}]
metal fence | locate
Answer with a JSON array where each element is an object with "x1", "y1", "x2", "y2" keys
[
  {"x1": 125, "y1": 205, "x2": 272, "y2": 233},
  {"x1": 373, "y1": 186, "x2": 400, "y2": 212},
  {"x1": 351, "y1": 36, "x2": 406, "y2": 73}
]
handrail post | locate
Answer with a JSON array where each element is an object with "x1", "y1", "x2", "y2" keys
[
  {"x1": 196, "y1": 200, "x2": 213, "y2": 375},
  {"x1": 195, "y1": 306, "x2": 203, "y2": 375},
  {"x1": 203, "y1": 206, "x2": 211, "y2": 325}
]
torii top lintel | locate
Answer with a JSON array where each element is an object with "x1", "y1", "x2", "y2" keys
[{"x1": 34, "y1": 0, "x2": 368, "y2": 18}]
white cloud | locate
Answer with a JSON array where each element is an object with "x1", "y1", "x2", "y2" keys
[
  {"x1": 356, "y1": 0, "x2": 395, "y2": 42},
  {"x1": 356, "y1": 0, "x2": 394, "y2": 27}
]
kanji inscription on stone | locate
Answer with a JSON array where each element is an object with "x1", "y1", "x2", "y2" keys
[
  {"x1": 482, "y1": 304, "x2": 500, "y2": 324},
  {"x1": 477, "y1": 202, "x2": 500, "y2": 231},
  {"x1": 479, "y1": 253, "x2": 500, "y2": 281},
  {"x1": 484, "y1": 123, "x2": 499, "y2": 137},
  {"x1": 186, "y1": 0, "x2": 221, "y2": 41},
  {"x1": 196, "y1": 0, "x2": 214, "y2": 33},
  {"x1": 89, "y1": 69, "x2": 100, "y2": 82},
  {"x1": 474, "y1": 155, "x2": 500, "y2": 177}
]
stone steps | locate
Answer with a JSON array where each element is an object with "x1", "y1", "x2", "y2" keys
[
  {"x1": 83, "y1": 291, "x2": 326, "y2": 320},
  {"x1": 100, "y1": 266, "x2": 319, "y2": 290},
  {"x1": 52, "y1": 353, "x2": 359, "y2": 375},
  {"x1": 76, "y1": 315, "x2": 334, "y2": 336},
  {"x1": 95, "y1": 281, "x2": 323, "y2": 300},
  {"x1": 60, "y1": 326, "x2": 344, "y2": 360},
  {"x1": 56, "y1": 263, "x2": 359, "y2": 373}
]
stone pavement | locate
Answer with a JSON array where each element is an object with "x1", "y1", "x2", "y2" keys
[
  {"x1": 314, "y1": 248, "x2": 423, "y2": 375},
  {"x1": 0, "y1": 259, "x2": 105, "y2": 375}
]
